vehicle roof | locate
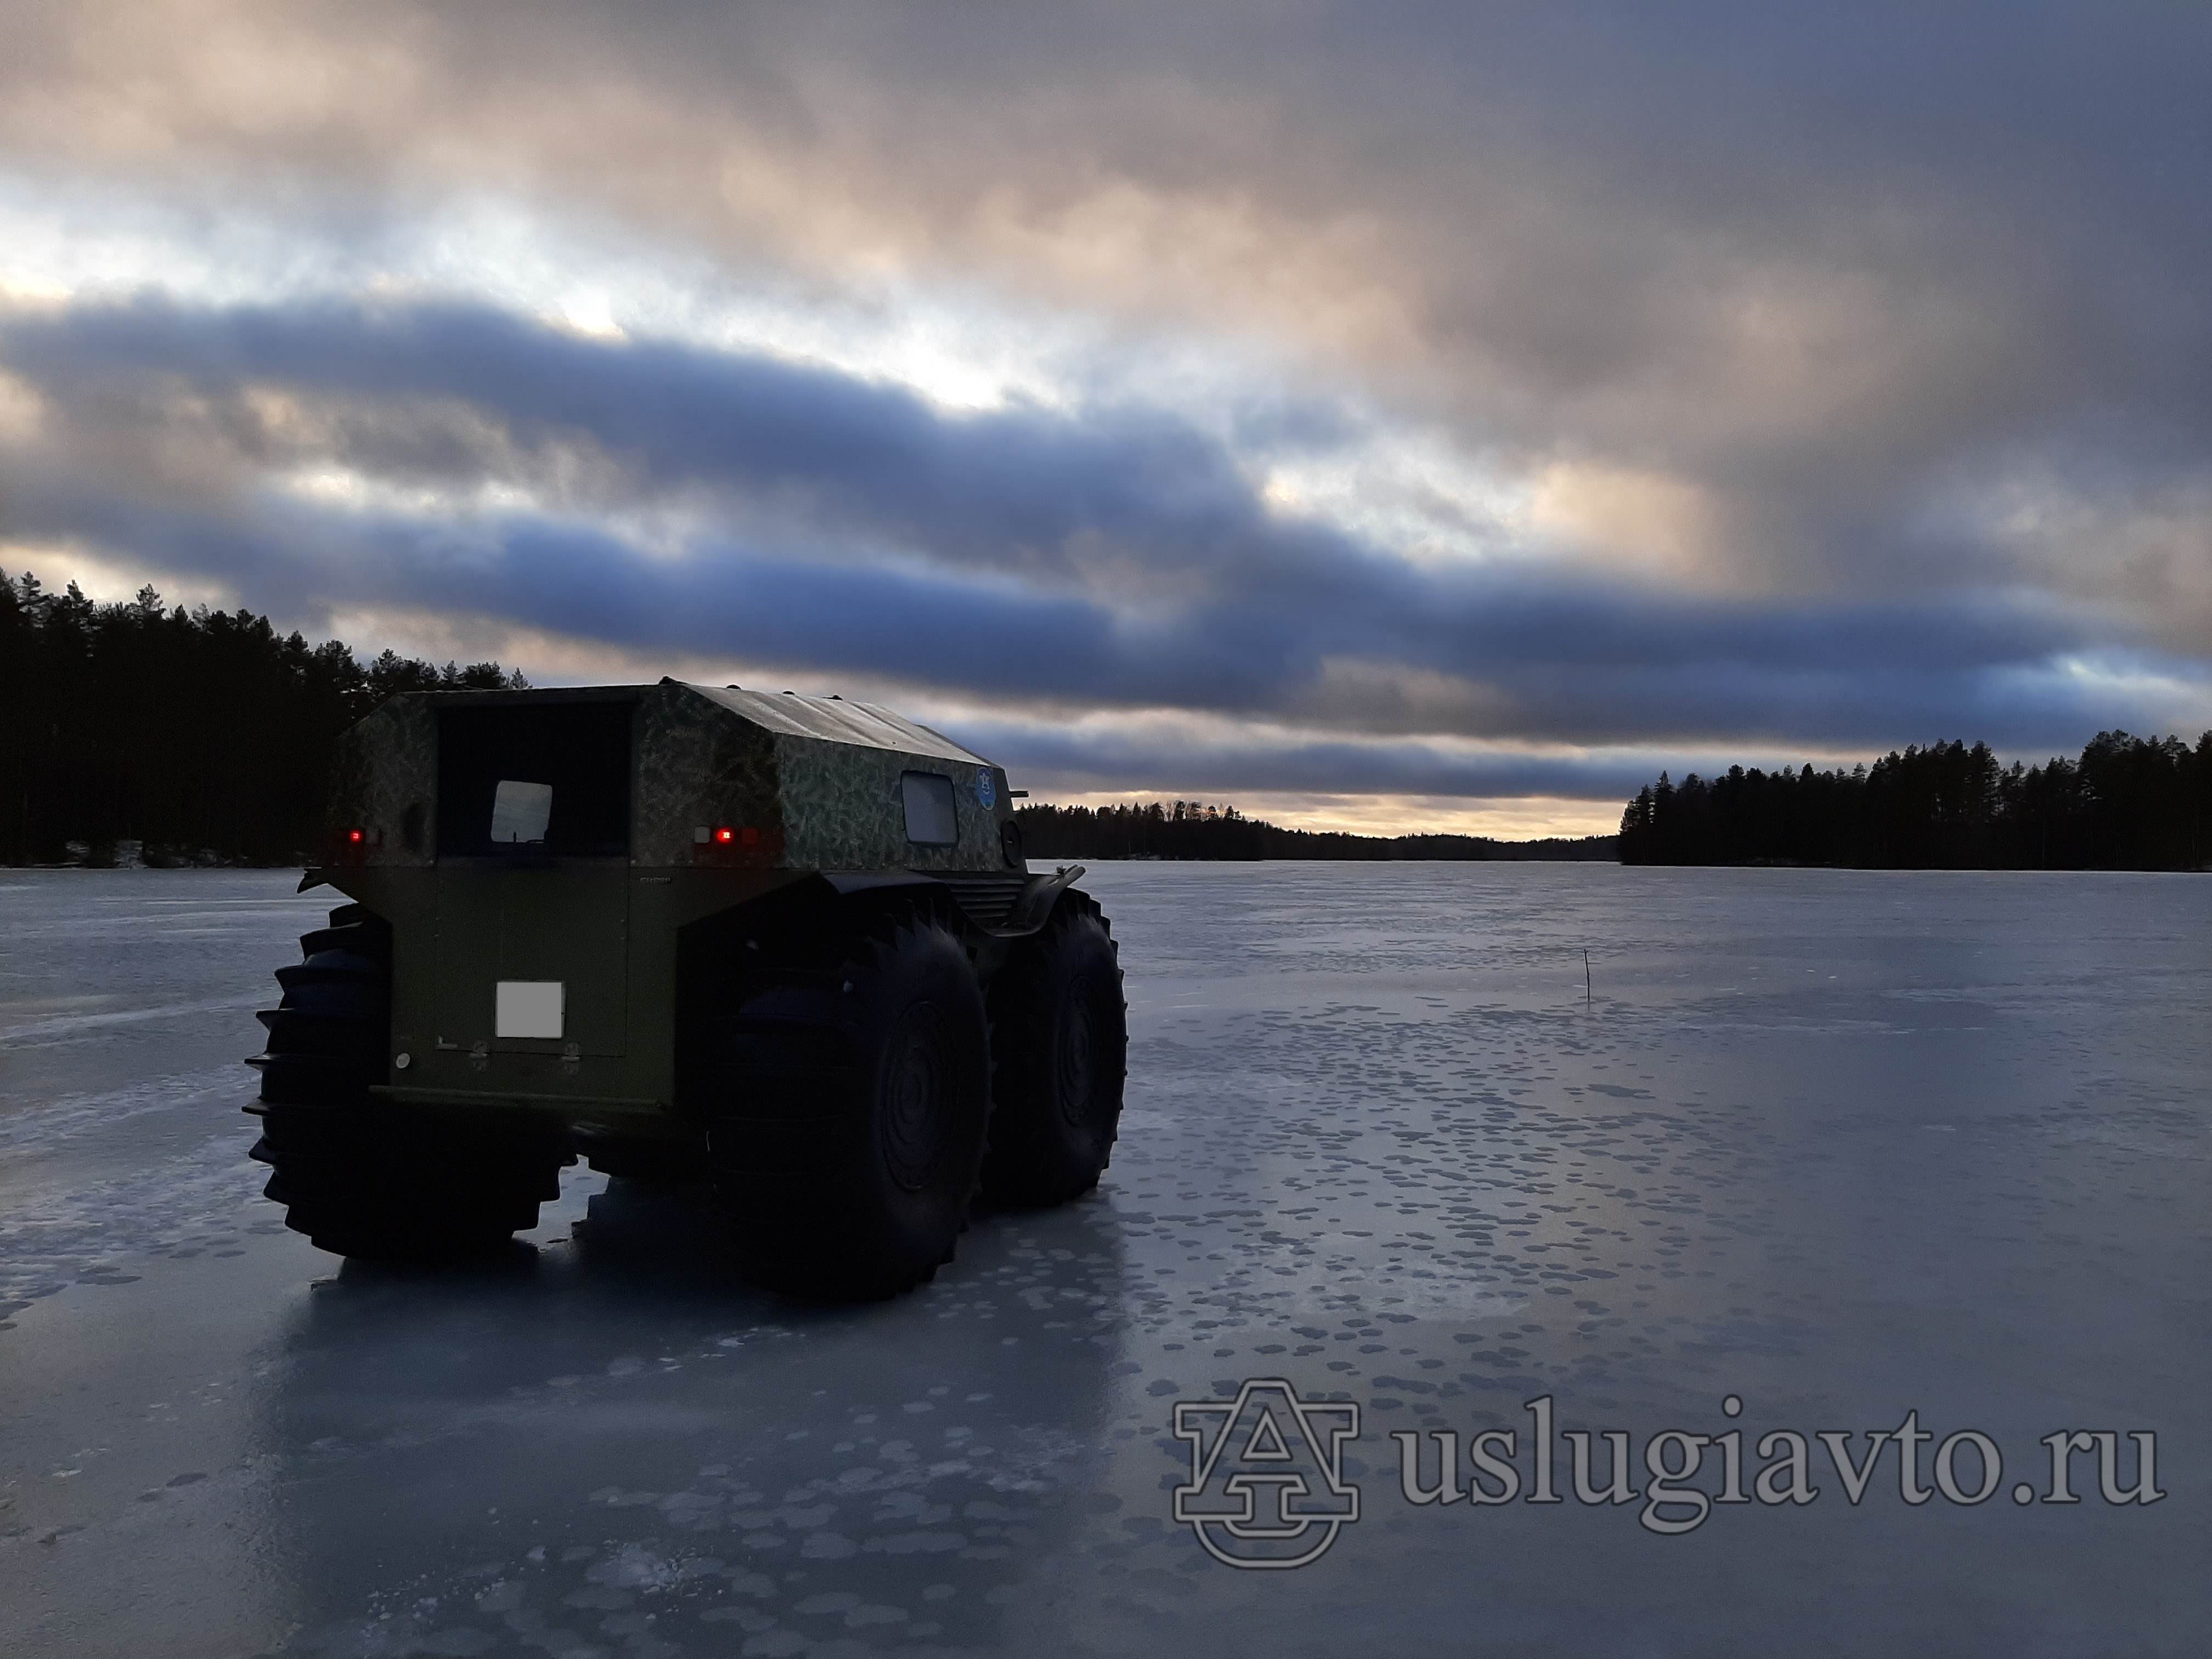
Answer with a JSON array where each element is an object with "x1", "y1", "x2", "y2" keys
[
  {"x1": 682, "y1": 683, "x2": 984, "y2": 765},
  {"x1": 383, "y1": 680, "x2": 988, "y2": 767}
]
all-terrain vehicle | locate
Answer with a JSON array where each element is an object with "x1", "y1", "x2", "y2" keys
[{"x1": 244, "y1": 680, "x2": 1126, "y2": 1299}]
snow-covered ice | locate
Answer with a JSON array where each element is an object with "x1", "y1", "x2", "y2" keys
[{"x1": 1, "y1": 864, "x2": 2205, "y2": 1656}]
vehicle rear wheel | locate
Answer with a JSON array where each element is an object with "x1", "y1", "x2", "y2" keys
[
  {"x1": 246, "y1": 902, "x2": 564, "y2": 1262},
  {"x1": 980, "y1": 896, "x2": 1127, "y2": 1207},
  {"x1": 250, "y1": 902, "x2": 390, "y2": 1107},
  {"x1": 252, "y1": 1107, "x2": 564, "y2": 1262},
  {"x1": 707, "y1": 913, "x2": 992, "y2": 1300}
]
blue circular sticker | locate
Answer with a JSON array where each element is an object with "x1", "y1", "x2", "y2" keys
[{"x1": 975, "y1": 770, "x2": 997, "y2": 809}]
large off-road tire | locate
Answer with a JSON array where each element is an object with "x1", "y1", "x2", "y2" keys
[
  {"x1": 706, "y1": 913, "x2": 992, "y2": 1300},
  {"x1": 980, "y1": 895, "x2": 1127, "y2": 1208},
  {"x1": 251, "y1": 902, "x2": 391, "y2": 1108},
  {"x1": 247, "y1": 903, "x2": 564, "y2": 1262},
  {"x1": 252, "y1": 1107, "x2": 565, "y2": 1262}
]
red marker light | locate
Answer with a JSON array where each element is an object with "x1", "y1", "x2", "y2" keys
[
  {"x1": 714, "y1": 826, "x2": 735, "y2": 844},
  {"x1": 346, "y1": 828, "x2": 365, "y2": 844}
]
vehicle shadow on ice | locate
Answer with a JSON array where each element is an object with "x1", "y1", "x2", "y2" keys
[{"x1": 262, "y1": 1181, "x2": 1137, "y2": 1656}]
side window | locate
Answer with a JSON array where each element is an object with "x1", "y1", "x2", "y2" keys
[{"x1": 901, "y1": 772, "x2": 958, "y2": 845}]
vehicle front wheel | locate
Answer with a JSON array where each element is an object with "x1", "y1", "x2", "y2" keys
[{"x1": 980, "y1": 895, "x2": 1127, "y2": 1208}]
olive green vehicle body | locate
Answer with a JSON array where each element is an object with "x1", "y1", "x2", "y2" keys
[{"x1": 297, "y1": 679, "x2": 1057, "y2": 1156}]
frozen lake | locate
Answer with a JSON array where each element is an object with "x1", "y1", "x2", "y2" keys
[{"x1": 1, "y1": 864, "x2": 2205, "y2": 1657}]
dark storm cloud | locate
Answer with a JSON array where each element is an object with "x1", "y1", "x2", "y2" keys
[
  {"x1": 0, "y1": 296, "x2": 1277, "y2": 587},
  {"x1": 2, "y1": 1, "x2": 2208, "y2": 800},
  {"x1": 29, "y1": 467, "x2": 2143, "y2": 791},
  {"x1": 12, "y1": 5, "x2": 2207, "y2": 498},
  {"x1": 3, "y1": 295, "x2": 2182, "y2": 759}
]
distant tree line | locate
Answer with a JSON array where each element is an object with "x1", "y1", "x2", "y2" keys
[
  {"x1": 1015, "y1": 799, "x2": 1616, "y2": 861},
  {"x1": 1618, "y1": 733, "x2": 2212, "y2": 870},
  {"x1": 35, "y1": 562, "x2": 2190, "y2": 875},
  {"x1": 1, "y1": 568, "x2": 526, "y2": 866}
]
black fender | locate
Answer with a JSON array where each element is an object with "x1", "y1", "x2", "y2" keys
[{"x1": 821, "y1": 865, "x2": 1089, "y2": 940}]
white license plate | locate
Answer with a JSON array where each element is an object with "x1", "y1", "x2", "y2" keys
[{"x1": 495, "y1": 980, "x2": 565, "y2": 1039}]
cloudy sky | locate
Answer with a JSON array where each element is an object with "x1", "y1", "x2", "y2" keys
[{"x1": 2, "y1": 3, "x2": 2207, "y2": 834}]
